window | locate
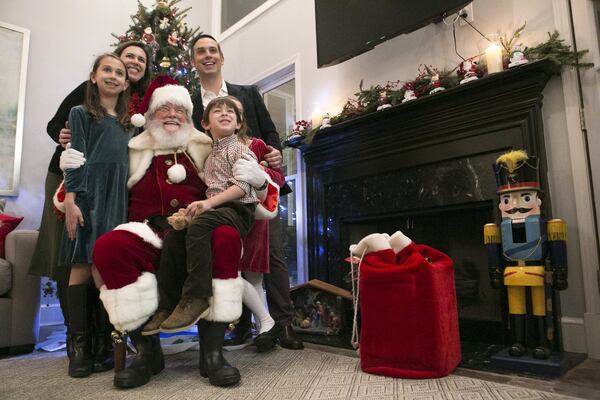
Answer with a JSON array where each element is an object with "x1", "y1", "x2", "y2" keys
[
  {"x1": 212, "y1": 0, "x2": 280, "y2": 40},
  {"x1": 221, "y1": 0, "x2": 267, "y2": 32},
  {"x1": 255, "y1": 64, "x2": 306, "y2": 287}
]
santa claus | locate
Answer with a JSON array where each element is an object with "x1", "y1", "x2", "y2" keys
[{"x1": 62, "y1": 76, "x2": 275, "y2": 388}]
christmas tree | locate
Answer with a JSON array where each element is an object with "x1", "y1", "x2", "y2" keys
[{"x1": 112, "y1": 0, "x2": 202, "y2": 93}]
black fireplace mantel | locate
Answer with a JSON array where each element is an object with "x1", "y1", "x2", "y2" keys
[{"x1": 291, "y1": 59, "x2": 560, "y2": 286}]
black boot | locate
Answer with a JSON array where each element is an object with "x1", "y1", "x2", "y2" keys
[
  {"x1": 67, "y1": 284, "x2": 93, "y2": 378},
  {"x1": 198, "y1": 320, "x2": 240, "y2": 387},
  {"x1": 509, "y1": 314, "x2": 527, "y2": 357},
  {"x1": 223, "y1": 306, "x2": 252, "y2": 348},
  {"x1": 91, "y1": 291, "x2": 114, "y2": 372},
  {"x1": 56, "y1": 271, "x2": 71, "y2": 357},
  {"x1": 533, "y1": 316, "x2": 551, "y2": 359},
  {"x1": 113, "y1": 329, "x2": 164, "y2": 389}
]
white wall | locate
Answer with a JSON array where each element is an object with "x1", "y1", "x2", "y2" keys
[
  {"x1": 2, "y1": 0, "x2": 598, "y2": 356},
  {"x1": 215, "y1": 0, "x2": 600, "y2": 356},
  {"x1": 0, "y1": 0, "x2": 210, "y2": 229}
]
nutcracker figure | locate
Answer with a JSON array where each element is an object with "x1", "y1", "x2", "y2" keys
[{"x1": 484, "y1": 150, "x2": 567, "y2": 359}]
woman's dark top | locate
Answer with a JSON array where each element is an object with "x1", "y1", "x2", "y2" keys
[{"x1": 46, "y1": 81, "x2": 87, "y2": 175}]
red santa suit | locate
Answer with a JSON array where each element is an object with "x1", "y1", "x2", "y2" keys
[{"x1": 93, "y1": 128, "x2": 245, "y2": 332}]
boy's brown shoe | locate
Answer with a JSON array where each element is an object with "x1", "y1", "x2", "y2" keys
[
  {"x1": 160, "y1": 298, "x2": 210, "y2": 334},
  {"x1": 142, "y1": 310, "x2": 172, "y2": 336}
]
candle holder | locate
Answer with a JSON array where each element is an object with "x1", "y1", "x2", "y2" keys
[{"x1": 485, "y1": 34, "x2": 504, "y2": 75}]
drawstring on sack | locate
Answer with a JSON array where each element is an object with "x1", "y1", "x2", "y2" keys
[{"x1": 350, "y1": 247, "x2": 367, "y2": 354}]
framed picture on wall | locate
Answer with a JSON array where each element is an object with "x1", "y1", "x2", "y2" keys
[{"x1": 0, "y1": 21, "x2": 29, "y2": 196}]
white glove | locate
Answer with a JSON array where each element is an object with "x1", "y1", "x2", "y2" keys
[
  {"x1": 59, "y1": 143, "x2": 86, "y2": 171},
  {"x1": 233, "y1": 153, "x2": 267, "y2": 189}
]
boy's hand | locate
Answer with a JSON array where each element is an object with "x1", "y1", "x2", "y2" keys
[{"x1": 186, "y1": 200, "x2": 212, "y2": 219}]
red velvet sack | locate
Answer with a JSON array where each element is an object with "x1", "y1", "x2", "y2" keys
[{"x1": 359, "y1": 242, "x2": 461, "y2": 378}]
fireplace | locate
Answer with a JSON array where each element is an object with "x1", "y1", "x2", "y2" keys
[{"x1": 290, "y1": 60, "x2": 560, "y2": 346}]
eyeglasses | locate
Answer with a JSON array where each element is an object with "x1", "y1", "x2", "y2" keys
[{"x1": 156, "y1": 105, "x2": 186, "y2": 115}]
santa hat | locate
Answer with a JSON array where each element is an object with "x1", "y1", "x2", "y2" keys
[{"x1": 130, "y1": 75, "x2": 193, "y2": 128}]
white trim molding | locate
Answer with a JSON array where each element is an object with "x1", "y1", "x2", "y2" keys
[
  {"x1": 0, "y1": 21, "x2": 30, "y2": 196},
  {"x1": 246, "y1": 55, "x2": 308, "y2": 285},
  {"x1": 212, "y1": 0, "x2": 281, "y2": 43},
  {"x1": 552, "y1": 0, "x2": 600, "y2": 359},
  {"x1": 560, "y1": 317, "x2": 586, "y2": 353}
]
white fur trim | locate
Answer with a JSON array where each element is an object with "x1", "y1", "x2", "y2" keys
[
  {"x1": 127, "y1": 130, "x2": 212, "y2": 188},
  {"x1": 53, "y1": 180, "x2": 66, "y2": 213},
  {"x1": 131, "y1": 113, "x2": 146, "y2": 127},
  {"x1": 148, "y1": 85, "x2": 193, "y2": 120},
  {"x1": 167, "y1": 163, "x2": 186, "y2": 183},
  {"x1": 114, "y1": 222, "x2": 162, "y2": 249},
  {"x1": 255, "y1": 173, "x2": 279, "y2": 220},
  {"x1": 389, "y1": 230, "x2": 412, "y2": 253},
  {"x1": 205, "y1": 275, "x2": 244, "y2": 322},
  {"x1": 99, "y1": 272, "x2": 158, "y2": 332},
  {"x1": 350, "y1": 233, "x2": 392, "y2": 256}
]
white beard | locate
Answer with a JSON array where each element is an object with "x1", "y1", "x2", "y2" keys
[{"x1": 147, "y1": 118, "x2": 194, "y2": 150}]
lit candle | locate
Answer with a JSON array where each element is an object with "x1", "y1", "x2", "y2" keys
[
  {"x1": 311, "y1": 108, "x2": 322, "y2": 128},
  {"x1": 485, "y1": 42, "x2": 504, "y2": 74}
]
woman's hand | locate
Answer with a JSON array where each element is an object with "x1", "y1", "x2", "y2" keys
[
  {"x1": 59, "y1": 122, "x2": 72, "y2": 148},
  {"x1": 65, "y1": 202, "x2": 84, "y2": 240}
]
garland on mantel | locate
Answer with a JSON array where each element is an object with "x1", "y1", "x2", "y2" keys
[{"x1": 290, "y1": 25, "x2": 593, "y2": 146}]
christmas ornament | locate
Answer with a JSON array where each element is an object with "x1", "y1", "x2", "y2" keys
[
  {"x1": 159, "y1": 57, "x2": 172, "y2": 68},
  {"x1": 168, "y1": 32, "x2": 179, "y2": 46},
  {"x1": 159, "y1": 17, "x2": 170, "y2": 30},
  {"x1": 142, "y1": 27, "x2": 155, "y2": 44}
]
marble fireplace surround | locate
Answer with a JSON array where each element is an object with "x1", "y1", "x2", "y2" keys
[{"x1": 292, "y1": 59, "x2": 560, "y2": 344}]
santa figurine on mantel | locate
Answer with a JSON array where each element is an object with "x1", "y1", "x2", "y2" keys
[{"x1": 459, "y1": 58, "x2": 479, "y2": 84}]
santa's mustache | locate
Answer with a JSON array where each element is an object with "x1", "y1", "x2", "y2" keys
[{"x1": 506, "y1": 207, "x2": 532, "y2": 214}]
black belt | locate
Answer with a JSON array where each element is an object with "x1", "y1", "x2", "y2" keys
[
  {"x1": 505, "y1": 261, "x2": 543, "y2": 267},
  {"x1": 146, "y1": 215, "x2": 170, "y2": 231}
]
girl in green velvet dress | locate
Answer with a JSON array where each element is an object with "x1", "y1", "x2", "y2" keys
[{"x1": 59, "y1": 53, "x2": 132, "y2": 378}]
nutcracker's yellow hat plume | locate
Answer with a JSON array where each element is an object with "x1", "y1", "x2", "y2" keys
[{"x1": 496, "y1": 150, "x2": 529, "y2": 173}]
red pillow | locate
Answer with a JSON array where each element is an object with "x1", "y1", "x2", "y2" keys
[{"x1": 0, "y1": 214, "x2": 24, "y2": 258}]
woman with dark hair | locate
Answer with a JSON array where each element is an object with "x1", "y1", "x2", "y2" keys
[{"x1": 28, "y1": 40, "x2": 152, "y2": 374}]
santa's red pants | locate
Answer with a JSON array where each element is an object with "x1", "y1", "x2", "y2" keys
[{"x1": 94, "y1": 225, "x2": 240, "y2": 290}]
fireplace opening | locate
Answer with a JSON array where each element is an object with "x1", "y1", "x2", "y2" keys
[{"x1": 344, "y1": 202, "x2": 509, "y2": 345}]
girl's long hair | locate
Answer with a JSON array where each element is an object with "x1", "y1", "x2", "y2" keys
[
  {"x1": 114, "y1": 40, "x2": 153, "y2": 96},
  {"x1": 84, "y1": 53, "x2": 131, "y2": 129},
  {"x1": 202, "y1": 96, "x2": 248, "y2": 142}
]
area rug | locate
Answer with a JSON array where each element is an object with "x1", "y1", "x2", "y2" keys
[{"x1": 0, "y1": 347, "x2": 579, "y2": 399}]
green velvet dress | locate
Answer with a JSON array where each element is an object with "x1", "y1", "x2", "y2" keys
[{"x1": 59, "y1": 105, "x2": 131, "y2": 266}]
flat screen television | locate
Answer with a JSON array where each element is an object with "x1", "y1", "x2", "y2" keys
[{"x1": 315, "y1": 0, "x2": 473, "y2": 68}]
